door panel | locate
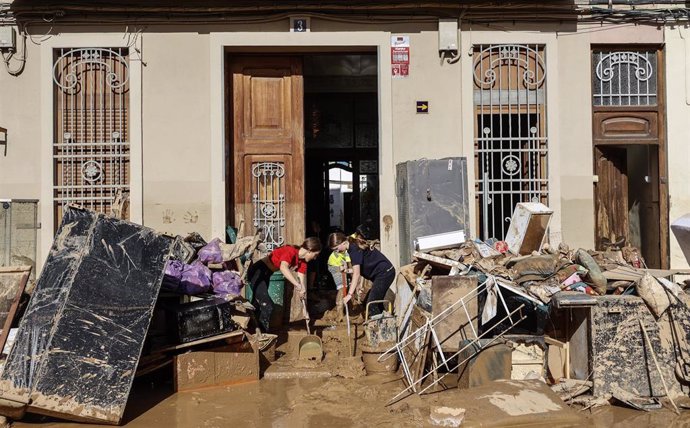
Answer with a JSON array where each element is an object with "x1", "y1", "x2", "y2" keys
[
  {"x1": 232, "y1": 57, "x2": 304, "y2": 249},
  {"x1": 594, "y1": 147, "x2": 628, "y2": 249}
]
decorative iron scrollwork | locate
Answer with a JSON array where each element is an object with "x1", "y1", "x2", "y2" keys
[
  {"x1": 53, "y1": 48, "x2": 129, "y2": 92},
  {"x1": 473, "y1": 44, "x2": 546, "y2": 89},
  {"x1": 596, "y1": 51, "x2": 653, "y2": 83},
  {"x1": 251, "y1": 162, "x2": 286, "y2": 250}
]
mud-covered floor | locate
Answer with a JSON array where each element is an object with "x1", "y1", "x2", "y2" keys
[{"x1": 11, "y1": 302, "x2": 690, "y2": 428}]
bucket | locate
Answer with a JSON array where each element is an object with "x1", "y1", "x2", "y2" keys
[
  {"x1": 245, "y1": 272, "x2": 285, "y2": 330},
  {"x1": 361, "y1": 341, "x2": 399, "y2": 375},
  {"x1": 363, "y1": 300, "x2": 397, "y2": 347}
]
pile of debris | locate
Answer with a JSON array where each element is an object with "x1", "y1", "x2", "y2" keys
[
  {"x1": 0, "y1": 206, "x2": 270, "y2": 425},
  {"x1": 387, "y1": 202, "x2": 690, "y2": 418}
]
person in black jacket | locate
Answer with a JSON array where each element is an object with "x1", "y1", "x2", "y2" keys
[{"x1": 327, "y1": 230, "x2": 395, "y2": 317}]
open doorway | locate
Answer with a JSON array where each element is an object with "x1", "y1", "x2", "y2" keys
[
  {"x1": 226, "y1": 52, "x2": 379, "y2": 293},
  {"x1": 594, "y1": 144, "x2": 663, "y2": 268},
  {"x1": 303, "y1": 54, "x2": 380, "y2": 289},
  {"x1": 303, "y1": 54, "x2": 380, "y2": 240}
]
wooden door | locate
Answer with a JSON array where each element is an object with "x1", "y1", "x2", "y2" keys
[
  {"x1": 231, "y1": 57, "x2": 304, "y2": 249},
  {"x1": 594, "y1": 146, "x2": 628, "y2": 249},
  {"x1": 591, "y1": 47, "x2": 668, "y2": 268}
]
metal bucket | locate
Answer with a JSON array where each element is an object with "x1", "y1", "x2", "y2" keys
[
  {"x1": 298, "y1": 335, "x2": 323, "y2": 361},
  {"x1": 363, "y1": 300, "x2": 397, "y2": 347}
]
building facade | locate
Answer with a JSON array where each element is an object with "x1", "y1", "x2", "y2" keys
[{"x1": 1, "y1": 1, "x2": 690, "y2": 271}]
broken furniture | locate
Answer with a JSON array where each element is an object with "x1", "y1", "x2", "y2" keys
[
  {"x1": 164, "y1": 297, "x2": 240, "y2": 344},
  {"x1": 504, "y1": 202, "x2": 553, "y2": 255},
  {"x1": 173, "y1": 335, "x2": 259, "y2": 392},
  {"x1": 0, "y1": 207, "x2": 176, "y2": 424},
  {"x1": 0, "y1": 266, "x2": 30, "y2": 356},
  {"x1": 457, "y1": 339, "x2": 512, "y2": 389}
]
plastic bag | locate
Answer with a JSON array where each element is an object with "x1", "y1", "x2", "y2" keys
[
  {"x1": 198, "y1": 238, "x2": 223, "y2": 265},
  {"x1": 636, "y1": 273, "x2": 670, "y2": 318},
  {"x1": 162, "y1": 259, "x2": 185, "y2": 291},
  {"x1": 179, "y1": 261, "x2": 212, "y2": 295},
  {"x1": 212, "y1": 270, "x2": 244, "y2": 298}
]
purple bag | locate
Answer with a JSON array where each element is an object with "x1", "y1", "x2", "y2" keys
[
  {"x1": 197, "y1": 238, "x2": 223, "y2": 265},
  {"x1": 212, "y1": 271, "x2": 243, "y2": 297},
  {"x1": 178, "y1": 261, "x2": 212, "y2": 295},
  {"x1": 162, "y1": 259, "x2": 185, "y2": 291}
]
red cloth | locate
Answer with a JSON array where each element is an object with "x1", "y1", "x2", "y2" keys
[{"x1": 270, "y1": 246, "x2": 307, "y2": 274}]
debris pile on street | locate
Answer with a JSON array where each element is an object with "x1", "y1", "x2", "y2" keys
[
  {"x1": 0, "y1": 201, "x2": 689, "y2": 426},
  {"x1": 389, "y1": 202, "x2": 690, "y2": 419}
]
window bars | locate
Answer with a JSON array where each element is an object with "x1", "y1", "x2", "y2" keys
[
  {"x1": 592, "y1": 50, "x2": 657, "y2": 107},
  {"x1": 473, "y1": 44, "x2": 548, "y2": 241},
  {"x1": 52, "y1": 48, "x2": 130, "y2": 223},
  {"x1": 251, "y1": 161, "x2": 286, "y2": 251}
]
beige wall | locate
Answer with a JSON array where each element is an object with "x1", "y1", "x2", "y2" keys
[
  {"x1": 0, "y1": 20, "x2": 684, "y2": 270},
  {"x1": 0, "y1": 41, "x2": 42, "y2": 197},
  {"x1": 664, "y1": 27, "x2": 690, "y2": 269},
  {"x1": 140, "y1": 33, "x2": 213, "y2": 238}
]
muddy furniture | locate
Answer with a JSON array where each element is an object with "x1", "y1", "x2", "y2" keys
[
  {"x1": 174, "y1": 339, "x2": 259, "y2": 392},
  {"x1": 551, "y1": 292, "x2": 690, "y2": 398},
  {"x1": 431, "y1": 275, "x2": 479, "y2": 353},
  {"x1": 165, "y1": 297, "x2": 239, "y2": 344},
  {"x1": 504, "y1": 202, "x2": 553, "y2": 256},
  {"x1": 0, "y1": 207, "x2": 175, "y2": 425},
  {"x1": 396, "y1": 157, "x2": 470, "y2": 265},
  {"x1": 457, "y1": 339, "x2": 512, "y2": 389}
]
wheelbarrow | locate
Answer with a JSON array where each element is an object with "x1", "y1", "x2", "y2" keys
[{"x1": 363, "y1": 300, "x2": 397, "y2": 348}]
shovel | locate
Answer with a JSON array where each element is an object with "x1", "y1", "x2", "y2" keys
[
  {"x1": 298, "y1": 296, "x2": 323, "y2": 361},
  {"x1": 342, "y1": 271, "x2": 353, "y2": 357}
]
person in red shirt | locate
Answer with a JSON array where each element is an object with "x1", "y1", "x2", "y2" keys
[{"x1": 247, "y1": 237, "x2": 321, "y2": 333}]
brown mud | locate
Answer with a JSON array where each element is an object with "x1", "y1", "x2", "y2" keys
[{"x1": 11, "y1": 319, "x2": 690, "y2": 427}]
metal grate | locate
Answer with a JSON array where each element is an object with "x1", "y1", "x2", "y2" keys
[
  {"x1": 592, "y1": 50, "x2": 657, "y2": 106},
  {"x1": 251, "y1": 162, "x2": 286, "y2": 251},
  {"x1": 473, "y1": 44, "x2": 548, "y2": 240},
  {"x1": 0, "y1": 200, "x2": 38, "y2": 278},
  {"x1": 52, "y1": 48, "x2": 130, "y2": 224}
]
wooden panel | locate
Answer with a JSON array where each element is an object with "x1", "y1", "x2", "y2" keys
[
  {"x1": 246, "y1": 75, "x2": 290, "y2": 139},
  {"x1": 593, "y1": 110, "x2": 658, "y2": 144},
  {"x1": 231, "y1": 56, "x2": 304, "y2": 244},
  {"x1": 431, "y1": 276, "x2": 479, "y2": 353},
  {"x1": 594, "y1": 147, "x2": 628, "y2": 249},
  {"x1": 174, "y1": 344, "x2": 259, "y2": 392},
  {"x1": 0, "y1": 266, "x2": 31, "y2": 356}
]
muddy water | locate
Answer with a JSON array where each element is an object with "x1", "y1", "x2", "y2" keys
[{"x1": 11, "y1": 320, "x2": 690, "y2": 427}]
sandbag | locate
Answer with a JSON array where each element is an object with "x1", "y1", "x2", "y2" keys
[
  {"x1": 636, "y1": 272, "x2": 671, "y2": 318},
  {"x1": 212, "y1": 270, "x2": 243, "y2": 297},
  {"x1": 575, "y1": 249, "x2": 607, "y2": 295}
]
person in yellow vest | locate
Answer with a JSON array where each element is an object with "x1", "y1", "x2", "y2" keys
[{"x1": 327, "y1": 246, "x2": 351, "y2": 322}]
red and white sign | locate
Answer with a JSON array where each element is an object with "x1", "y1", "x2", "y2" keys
[{"x1": 391, "y1": 35, "x2": 410, "y2": 78}]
